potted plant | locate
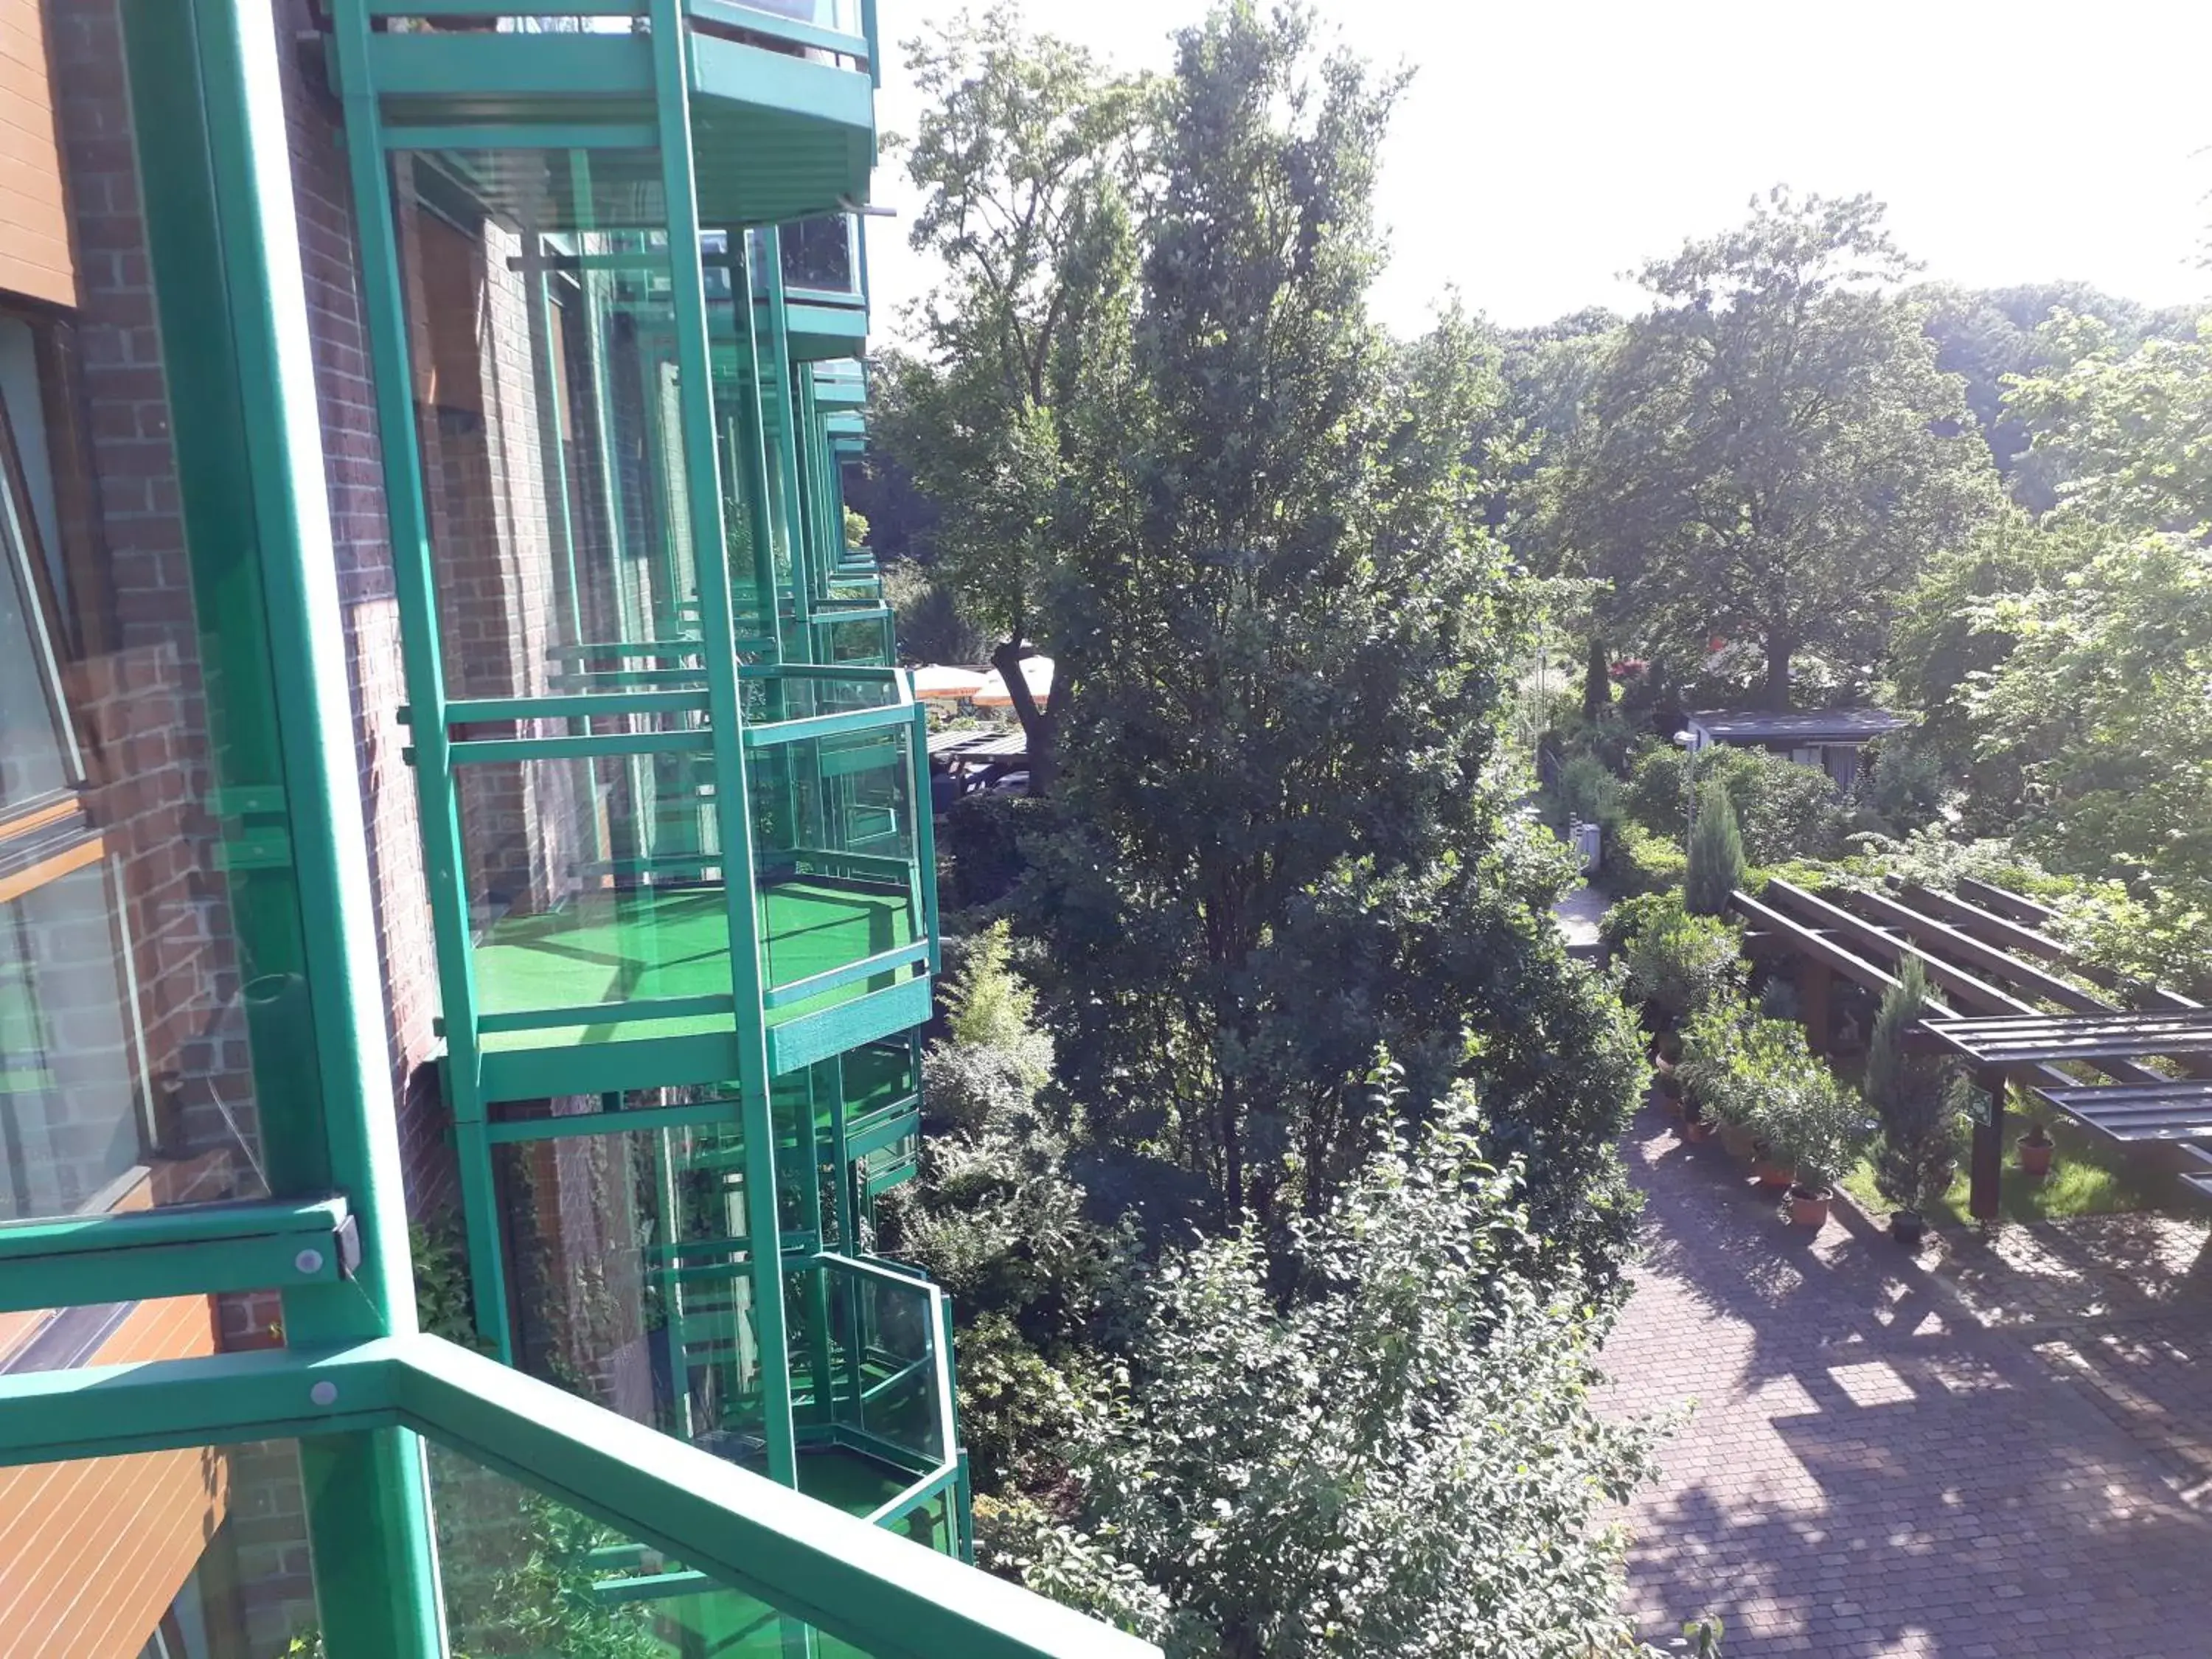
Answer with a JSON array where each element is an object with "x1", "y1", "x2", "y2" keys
[
  {"x1": 2018, "y1": 1097, "x2": 2055, "y2": 1179},
  {"x1": 1865, "y1": 961, "x2": 1965, "y2": 1247},
  {"x1": 1623, "y1": 900, "x2": 1745, "y2": 1032},
  {"x1": 1763, "y1": 1060, "x2": 1873, "y2": 1230},
  {"x1": 1680, "y1": 998, "x2": 1756, "y2": 1157}
]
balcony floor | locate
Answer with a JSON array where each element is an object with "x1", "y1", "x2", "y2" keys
[{"x1": 475, "y1": 880, "x2": 914, "y2": 1054}]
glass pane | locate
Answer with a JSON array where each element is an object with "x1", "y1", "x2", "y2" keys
[
  {"x1": 0, "y1": 1438, "x2": 315, "y2": 1658},
  {"x1": 0, "y1": 504, "x2": 72, "y2": 810},
  {"x1": 491, "y1": 1116, "x2": 956, "y2": 1550},
  {"x1": 463, "y1": 743, "x2": 731, "y2": 1048},
  {"x1": 0, "y1": 318, "x2": 274, "y2": 1226},
  {"x1": 750, "y1": 726, "x2": 919, "y2": 1012},
  {"x1": 391, "y1": 150, "x2": 744, "y2": 707},
  {"x1": 780, "y1": 215, "x2": 857, "y2": 295},
  {"x1": 428, "y1": 1445, "x2": 891, "y2": 1658}
]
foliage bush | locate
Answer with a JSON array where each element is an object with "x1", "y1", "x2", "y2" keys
[
  {"x1": 1555, "y1": 750, "x2": 1624, "y2": 838},
  {"x1": 1007, "y1": 1101, "x2": 1661, "y2": 1659},
  {"x1": 1757, "y1": 1049, "x2": 1874, "y2": 1194},
  {"x1": 1606, "y1": 820, "x2": 1688, "y2": 897},
  {"x1": 945, "y1": 790, "x2": 1054, "y2": 909},
  {"x1": 1684, "y1": 782, "x2": 1746, "y2": 915},
  {"x1": 1624, "y1": 743, "x2": 1852, "y2": 866},
  {"x1": 1847, "y1": 734, "x2": 1951, "y2": 837},
  {"x1": 1680, "y1": 998, "x2": 1854, "y2": 1166},
  {"x1": 1621, "y1": 898, "x2": 1744, "y2": 1026},
  {"x1": 1865, "y1": 961, "x2": 1964, "y2": 1216},
  {"x1": 1598, "y1": 889, "x2": 1680, "y2": 958}
]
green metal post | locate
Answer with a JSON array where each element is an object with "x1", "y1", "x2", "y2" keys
[
  {"x1": 330, "y1": 0, "x2": 511, "y2": 1361},
  {"x1": 754, "y1": 234, "x2": 813, "y2": 660},
  {"x1": 647, "y1": 0, "x2": 800, "y2": 1492},
  {"x1": 521, "y1": 215, "x2": 584, "y2": 644},
  {"x1": 728, "y1": 274, "x2": 785, "y2": 644},
  {"x1": 164, "y1": 1, "x2": 442, "y2": 1650}
]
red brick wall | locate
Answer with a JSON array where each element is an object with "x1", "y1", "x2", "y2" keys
[{"x1": 269, "y1": 0, "x2": 453, "y2": 1215}]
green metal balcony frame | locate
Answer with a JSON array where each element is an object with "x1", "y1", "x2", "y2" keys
[
  {"x1": 0, "y1": 1333, "x2": 1151, "y2": 1659},
  {"x1": 0, "y1": 1197, "x2": 357, "y2": 1312},
  {"x1": 0, "y1": 0, "x2": 1110, "y2": 1653}
]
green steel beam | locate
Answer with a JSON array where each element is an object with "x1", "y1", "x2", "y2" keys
[
  {"x1": 0, "y1": 1337, "x2": 1144, "y2": 1658},
  {"x1": 484, "y1": 1096, "x2": 745, "y2": 1145},
  {"x1": 383, "y1": 123, "x2": 658, "y2": 152},
  {"x1": 442, "y1": 688, "x2": 712, "y2": 723},
  {"x1": 912, "y1": 703, "x2": 941, "y2": 974},
  {"x1": 743, "y1": 701, "x2": 914, "y2": 748},
  {"x1": 478, "y1": 992, "x2": 737, "y2": 1034},
  {"x1": 143, "y1": 2, "x2": 447, "y2": 1653},
  {"x1": 762, "y1": 942, "x2": 930, "y2": 1012},
  {"x1": 0, "y1": 1343, "x2": 400, "y2": 1464},
  {"x1": 448, "y1": 729, "x2": 703, "y2": 764},
  {"x1": 329, "y1": 0, "x2": 507, "y2": 1357},
  {"x1": 0, "y1": 1197, "x2": 353, "y2": 1313},
  {"x1": 649, "y1": 0, "x2": 800, "y2": 1492},
  {"x1": 766, "y1": 977, "x2": 932, "y2": 1075}
]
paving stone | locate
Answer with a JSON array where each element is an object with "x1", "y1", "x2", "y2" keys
[{"x1": 1596, "y1": 1105, "x2": 2212, "y2": 1657}]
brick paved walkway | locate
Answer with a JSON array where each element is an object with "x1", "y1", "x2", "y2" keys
[{"x1": 1599, "y1": 1103, "x2": 2212, "y2": 1658}]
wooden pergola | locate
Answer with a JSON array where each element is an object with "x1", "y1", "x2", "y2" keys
[{"x1": 1730, "y1": 878, "x2": 2212, "y2": 1218}]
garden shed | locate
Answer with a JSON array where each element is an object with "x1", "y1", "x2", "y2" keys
[{"x1": 1684, "y1": 707, "x2": 1909, "y2": 793}]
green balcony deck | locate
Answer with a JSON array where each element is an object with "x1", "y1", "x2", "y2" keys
[
  {"x1": 342, "y1": 3, "x2": 879, "y2": 229},
  {"x1": 473, "y1": 878, "x2": 924, "y2": 1094}
]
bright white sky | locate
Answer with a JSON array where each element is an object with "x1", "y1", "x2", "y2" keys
[{"x1": 864, "y1": 0, "x2": 2212, "y2": 338}]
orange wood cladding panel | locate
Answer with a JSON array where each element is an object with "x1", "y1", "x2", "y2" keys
[
  {"x1": 0, "y1": 0, "x2": 76, "y2": 309},
  {"x1": 0, "y1": 1295, "x2": 228, "y2": 1658}
]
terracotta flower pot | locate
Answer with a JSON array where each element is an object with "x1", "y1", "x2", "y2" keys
[
  {"x1": 2019, "y1": 1134, "x2": 2053, "y2": 1179},
  {"x1": 1787, "y1": 1183, "x2": 1831, "y2": 1228},
  {"x1": 1685, "y1": 1117, "x2": 1715, "y2": 1143},
  {"x1": 1753, "y1": 1157, "x2": 1793, "y2": 1191},
  {"x1": 1717, "y1": 1119, "x2": 1757, "y2": 1161}
]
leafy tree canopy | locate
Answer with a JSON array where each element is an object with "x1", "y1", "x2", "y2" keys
[
  {"x1": 2005, "y1": 309, "x2": 2212, "y2": 538},
  {"x1": 987, "y1": 1096, "x2": 1660, "y2": 1659},
  {"x1": 1553, "y1": 188, "x2": 1995, "y2": 707},
  {"x1": 875, "y1": 4, "x2": 1151, "y2": 786},
  {"x1": 1024, "y1": 4, "x2": 1640, "y2": 1271}
]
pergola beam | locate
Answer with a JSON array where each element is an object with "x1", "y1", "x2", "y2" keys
[{"x1": 1839, "y1": 886, "x2": 2109, "y2": 1014}]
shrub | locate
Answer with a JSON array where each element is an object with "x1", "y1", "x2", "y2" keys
[
  {"x1": 1682, "y1": 1000, "x2": 1848, "y2": 1160},
  {"x1": 1678, "y1": 996, "x2": 1754, "y2": 1128},
  {"x1": 1020, "y1": 1102, "x2": 1663, "y2": 1659},
  {"x1": 1625, "y1": 742, "x2": 1851, "y2": 865},
  {"x1": 1685, "y1": 782, "x2": 1746, "y2": 915},
  {"x1": 1866, "y1": 961, "x2": 1964, "y2": 1215},
  {"x1": 1557, "y1": 751, "x2": 1624, "y2": 838},
  {"x1": 1849, "y1": 734, "x2": 1950, "y2": 837},
  {"x1": 1760, "y1": 1053, "x2": 1874, "y2": 1194},
  {"x1": 1621, "y1": 898, "x2": 1744, "y2": 1026},
  {"x1": 1599, "y1": 889, "x2": 1679, "y2": 957},
  {"x1": 945, "y1": 790, "x2": 1052, "y2": 908},
  {"x1": 1607, "y1": 820, "x2": 1687, "y2": 897}
]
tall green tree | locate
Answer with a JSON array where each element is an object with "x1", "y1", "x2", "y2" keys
[
  {"x1": 1554, "y1": 189, "x2": 1994, "y2": 708},
  {"x1": 2004, "y1": 309, "x2": 2212, "y2": 538},
  {"x1": 1029, "y1": 4, "x2": 1641, "y2": 1265},
  {"x1": 875, "y1": 6, "x2": 1148, "y2": 790},
  {"x1": 1966, "y1": 532, "x2": 2212, "y2": 928}
]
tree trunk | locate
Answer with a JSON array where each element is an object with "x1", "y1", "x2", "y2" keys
[
  {"x1": 1764, "y1": 634, "x2": 1793, "y2": 711},
  {"x1": 1582, "y1": 637, "x2": 1610, "y2": 723},
  {"x1": 990, "y1": 636, "x2": 1057, "y2": 795}
]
